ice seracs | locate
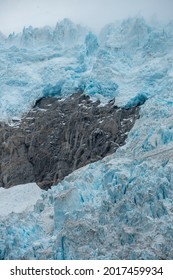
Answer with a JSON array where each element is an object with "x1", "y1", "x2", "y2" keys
[{"x1": 0, "y1": 17, "x2": 172, "y2": 120}]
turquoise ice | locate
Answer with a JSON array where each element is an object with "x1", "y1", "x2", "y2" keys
[{"x1": 0, "y1": 17, "x2": 173, "y2": 259}]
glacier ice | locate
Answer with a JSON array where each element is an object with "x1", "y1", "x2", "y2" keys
[
  {"x1": 85, "y1": 32, "x2": 99, "y2": 56},
  {"x1": 0, "y1": 17, "x2": 172, "y2": 121},
  {"x1": 1, "y1": 17, "x2": 173, "y2": 259}
]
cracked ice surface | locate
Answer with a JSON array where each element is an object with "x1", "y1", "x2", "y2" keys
[
  {"x1": 0, "y1": 18, "x2": 173, "y2": 121},
  {"x1": 1, "y1": 18, "x2": 173, "y2": 259}
]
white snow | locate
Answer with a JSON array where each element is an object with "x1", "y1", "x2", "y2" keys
[{"x1": 0, "y1": 183, "x2": 42, "y2": 217}]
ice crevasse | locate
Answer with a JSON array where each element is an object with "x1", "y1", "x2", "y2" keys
[{"x1": 0, "y1": 17, "x2": 173, "y2": 259}]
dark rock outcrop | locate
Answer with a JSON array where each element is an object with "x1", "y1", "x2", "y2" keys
[{"x1": 0, "y1": 92, "x2": 140, "y2": 190}]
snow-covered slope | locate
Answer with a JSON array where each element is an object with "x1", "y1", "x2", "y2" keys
[
  {"x1": 0, "y1": 17, "x2": 173, "y2": 259},
  {"x1": 0, "y1": 183, "x2": 42, "y2": 216}
]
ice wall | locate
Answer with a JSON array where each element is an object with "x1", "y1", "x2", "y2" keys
[{"x1": 0, "y1": 17, "x2": 173, "y2": 121}]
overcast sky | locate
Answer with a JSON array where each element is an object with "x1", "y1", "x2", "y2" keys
[{"x1": 0, "y1": 0, "x2": 173, "y2": 35}]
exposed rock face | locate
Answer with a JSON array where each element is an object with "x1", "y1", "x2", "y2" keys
[{"x1": 0, "y1": 93, "x2": 139, "y2": 190}]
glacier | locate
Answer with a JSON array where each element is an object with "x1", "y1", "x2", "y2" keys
[
  {"x1": 1, "y1": 17, "x2": 172, "y2": 121},
  {"x1": 1, "y1": 17, "x2": 173, "y2": 259}
]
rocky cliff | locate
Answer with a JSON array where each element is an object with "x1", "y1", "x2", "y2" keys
[{"x1": 0, "y1": 92, "x2": 139, "y2": 190}]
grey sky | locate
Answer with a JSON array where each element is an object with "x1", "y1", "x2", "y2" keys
[{"x1": 0, "y1": 0, "x2": 173, "y2": 35}]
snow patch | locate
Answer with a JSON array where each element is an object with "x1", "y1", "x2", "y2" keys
[{"x1": 0, "y1": 183, "x2": 42, "y2": 217}]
